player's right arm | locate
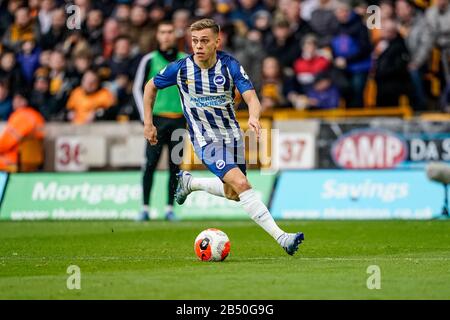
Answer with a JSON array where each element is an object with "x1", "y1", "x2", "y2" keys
[
  {"x1": 143, "y1": 60, "x2": 180, "y2": 145},
  {"x1": 133, "y1": 53, "x2": 153, "y2": 122},
  {"x1": 143, "y1": 79, "x2": 158, "y2": 145}
]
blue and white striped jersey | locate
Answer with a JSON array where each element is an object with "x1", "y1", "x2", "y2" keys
[{"x1": 153, "y1": 51, "x2": 254, "y2": 147}]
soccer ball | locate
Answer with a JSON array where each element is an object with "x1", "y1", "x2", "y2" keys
[{"x1": 194, "y1": 228, "x2": 230, "y2": 262}]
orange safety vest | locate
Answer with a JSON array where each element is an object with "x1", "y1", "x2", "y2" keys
[{"x1": 0, "y1": 107, "x2": 45, "y2": 171}]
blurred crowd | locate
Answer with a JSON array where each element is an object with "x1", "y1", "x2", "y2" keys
[{"x1": 0, "y1": 0, "x2": 449, "y2": 126}]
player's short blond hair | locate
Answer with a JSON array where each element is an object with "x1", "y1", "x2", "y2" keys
[{"x1": 190, "y1": 18, "x2": 220, "y2": 35}]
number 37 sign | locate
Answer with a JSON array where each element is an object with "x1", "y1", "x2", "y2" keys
[{"x1": 272, "y1": 132, "x2": 316, "y2": 169}]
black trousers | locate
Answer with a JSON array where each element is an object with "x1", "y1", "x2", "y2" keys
[{"x1": 142, "y1": 115, "x2": 186, "y2": 206}]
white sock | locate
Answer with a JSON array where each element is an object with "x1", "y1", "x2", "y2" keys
[
  {"x1": 190, "y1": 177, "x2": 225, "y2": 198},
  {"x1": 239, "y1": 189, "x2": 285, "y2": 241},
  {"x1": 142, "y1": 205, "x2": 149, "y2": 212}
]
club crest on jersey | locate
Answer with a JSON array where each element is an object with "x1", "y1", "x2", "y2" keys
[
  {"x1": 216, "y1": 160, "x2": 226, "y2": 170},
  {"x1": 213, "y1": 74, "x2": 225, "y2": 86}
]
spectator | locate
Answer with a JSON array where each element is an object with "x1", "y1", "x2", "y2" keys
[
  {"x1": 39, "y1": 50, "x2": 52, "y2": 69},
  {"x1": 48, "y1": 50, "x2": 67, "y2": 96},
  {"x1": 66, "y1": 70, "x2": 116, "y2": 124},
  {"x1": 113, "y1": 3, "x2": 132, "y2": 36},
  {"x1": 29, "y1": 67, "x2": 55, "y2": 120},
  {"x1": 113, "y1": 73, "x2": 140, "y2": 121},
  {"x1": 0, "y1": 79, "x2": 13, "y2": 121},
  {"x1": 252, "y1": 10, "x2": 272, "y2": 47},
  {"x1": 83, "y1": 9, "x2": 104, "y2": 52},
  {"x1": 173, "y1": 9, "x2": 191, "y2": 52},
  {"x1": 107, "y1": 36, "x2": 140, "y2": 80},
  {"x1": 218, "y1": 23, "x2": 236, "y2": 54},
  {"x1": 0, "y1": 0, "x2": 445, "y2": 124},
  {"x1": 425, "y1": 0, "x2": 450, "y2": 50},
  {"x1": 396, "y1": 0, "x2": 432, "y2": 110},
  {"x1": 73, "y1": 0, "x2": 91, "y2": 24},
  {"x1": 373, "y1": 19, "x2": 411, "y2": 107},
  {"x1": 301, "y1": 0, "x2": 319, "y2": 22},
  {"x1": 0, "y1": 89, "x2": 45, "y2": 172},
  {"x1": 39, "y1": 8, "x2": 68, "y2": 50},
  {"x1": 381, "y1": 0, "x2": 395, "y2": 19},
  {"x1": 233, "y1": 28, "x2": 267, "y2": 92},
  {"x1": 37, "y1": 0, "x2": 56, "y2": 35},
  {"x1": 292, "y1": 34, "x2": 331, "y2": 93},
  {"x1": 0, "y1": 0, "x2": 20, "y2": 38},
  {"x1": 149, "y1": 5, "x2": 167, "y2": 26},
  {"x1": 265, "y1": 17, "x2": 299, "y2": 68},
  {"x1": 2, "y1": 5, "x2": 41, "y2": 52},
  {"x1": 101, "y1": 18, "x2": 121, "y2": 62},
  {"x1": 61, "y1": 30, "x2": 91, "y2": 61},
  {"x1": 331, "y1": 0, "x2": 372, "y2": 108},
  {"x1": 370, "y1": 0, "x2": 395, "y2": 45},
  {"x1": 230, "y1": 0, "x2": 266, "y2": 28},
  {"x1": 67, "y1": 51, "x2": 93, "y2": 88},
  {"x1": 0, "y1": 50, "x2": 25, "y2": 94},
  {"x1": 260, "y1": 56, "x2": 290, "y2": 111},
  {"x1": 16, "y1": 40, "x2": 41, "y2": 86},
  {"x1": 113, "y1": 3, "x2": 131, "y2": 22},
  {"x1": 425, "y1": 0, "x2": 450, "y2": 110},
  {"x1": 92, "y1": 0, "x2": 116, "y2": 17},
  {"x1": 306, "y1": 72, "x2": 340, "y2": 109},
  {"x1": 281, "y1": 0, "x2": 314, "y2": 46},
  {"x1": 129, "y1": 5, "x2": 156, "y2": 54},
  {"x1": 310, "y1": 0, "x2": 339, "y2": 47},
  {"x1": 48, "y1": 50, "x2": 72, "y2": 118},
  {"x1": 195, "y1": 0, "x2": 223, "y2": 22},
  {"x1": 262, "y1": 0, "x2": 278, "y2": 13},
  {"x1": 28, "y1": 0, "x2": 41, "y2": 18}
]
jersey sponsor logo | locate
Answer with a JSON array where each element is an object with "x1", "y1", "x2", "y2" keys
[
  {"x1": 190, "y1": 95, "x2": 227, "y2": 107},
  {"x1": 216, "y1": 160, "x2": 226, "y2": 170},
  {"x1": 213, "y1": 74, "x2": 225, "y2": 86}
]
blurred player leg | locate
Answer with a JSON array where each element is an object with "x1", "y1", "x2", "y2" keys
[
  {"x1": 141, "y1": 138, "x2": 163, "y2": 221},
  {"x1": 166, "y1": 116, "x2": 187, "y2": 220},
  {"x1": 141, "y1": 115, "x2": 173, "y2": 221}
]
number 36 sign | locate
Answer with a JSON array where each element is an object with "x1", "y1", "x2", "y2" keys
[
  {"x1": 55, "y1": 136, "x2": 106, "y2": 172},
  {"x1": 55, "y1": 137, "x2": 88, "y2": 172},
  {"x1": 272, "y1": 132, "x2": 316, "y2": 169}
]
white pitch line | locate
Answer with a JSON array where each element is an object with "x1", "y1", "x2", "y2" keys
[{"x1": 1, "y1": 256, "x2": 450, "y2": 262}]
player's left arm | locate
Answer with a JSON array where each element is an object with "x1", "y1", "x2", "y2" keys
[
  {"x1": 229, "y1": 59, "x2": 261, "y2": 139},
  {"x1": 241, "y1": 90, "x2": 262, "y2": 139}
]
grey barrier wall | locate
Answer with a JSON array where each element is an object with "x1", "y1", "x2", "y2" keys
[{"x1": 1, "y1": 118, "x2": 448, "y2": 171}]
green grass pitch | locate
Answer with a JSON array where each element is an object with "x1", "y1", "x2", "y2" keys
[{"x1": 0, "y1": 220, "x2": 449, "y2": 299}]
